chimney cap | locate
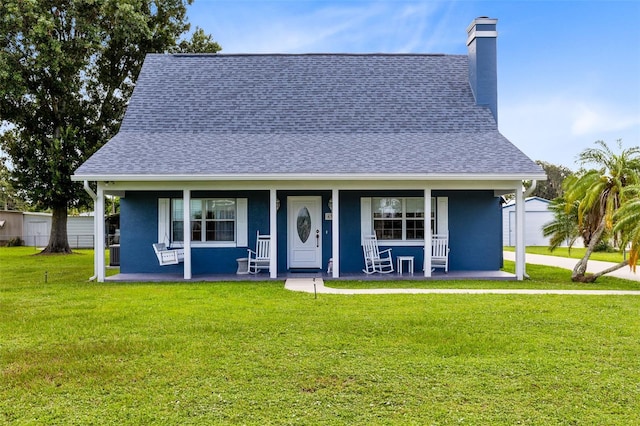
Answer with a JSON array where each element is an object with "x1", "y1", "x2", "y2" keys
[
  {"x1": 467, "y1": 17, "x2": 498, "y2": 41},
  {"x1": 467, "y1": 17, "x2": 498, "y2": 32}
]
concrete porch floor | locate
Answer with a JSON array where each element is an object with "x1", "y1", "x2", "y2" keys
[{"x1": 105, "y1": 269, "x2": 515, "y2": 283}]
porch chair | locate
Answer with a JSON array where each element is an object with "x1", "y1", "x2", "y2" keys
[
  {"x1": 247, "y1": 232, "x2": 271, "y2": 274},
  {"x1": 152, "y1": 243, "x2": 184, "y2": 266},
  {"x1": 362, "y1": 234, "x2": 394, "y2": 274},
  {"x1": 431, "y1": 234, "x2": 450, "y2": 272}
]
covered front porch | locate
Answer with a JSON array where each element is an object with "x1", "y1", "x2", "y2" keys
[{"x1": 88, "y1": 178, "x2": 531, "y2": 283}]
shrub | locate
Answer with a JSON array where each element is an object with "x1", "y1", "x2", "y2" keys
[
  {"x1": 593, "y1": 239, "x2": 615, "y2": 252},
  {"x1": 6, "y1": 237, "x2": 23, "y2": 247}
]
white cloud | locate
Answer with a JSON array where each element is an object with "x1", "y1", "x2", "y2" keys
[
  {"x1": 500, "y1": 94, "x2": 640, "y2": 168},
  {"x1": 571, "y1": 102, "x2": 640, "y2": 136},
  {"x1": 204, "y1": 2, "x2": 389, "y2": 53},
  {"x1": 196, "y1": 1, "x2": 454, "y2": 54}
]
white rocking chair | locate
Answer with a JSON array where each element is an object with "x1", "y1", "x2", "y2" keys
[
  {"x1": 247, "y1": 232, "x2": 271, "y2": 274},
  {"x1": 362, "y1": 234, "x2": 394, "y2": 274},
  {"x1": 431, "y1": 234, "x2": 450, "y2": 272},
  {"x1": 153, "y1": 243, "x2": 184, "y2": 266}
]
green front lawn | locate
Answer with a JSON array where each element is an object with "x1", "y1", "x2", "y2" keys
[{"x1": 2, "y1": 247, "x2": 640, "y2": 424}]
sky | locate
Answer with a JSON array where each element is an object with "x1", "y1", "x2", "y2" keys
[{"x1": 187, "y1": 0, "x2": 640, "y2": 170}]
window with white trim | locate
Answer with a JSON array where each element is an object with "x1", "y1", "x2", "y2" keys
[
  {"x1": 362, "y1": 197, "x2": 447, "y2": 243},
  {"x1": 372, "y1": 197, "x2": 432, "y2": 241},
  {"x1": 172, "y1": 198, "x2": 236, "y2": 243}
]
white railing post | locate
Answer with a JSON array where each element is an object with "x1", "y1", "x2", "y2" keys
[
  {"x1": 269, "y1": 189, "x2": 278, "y2": 278},
  {"x1": 331, "y1": 189, "x2": 340, "y2": 278},
  {"x1": 183, "y1": 189, "x2": 192, "y2": 280},
  {"x1": 515, "y1": 183, "x2": 525, "y2": 280},
  {"x1": 424, "y1": 189, "x2": 432, "y2": 277},
  {"x1": 96, "y1": 183, "x2": 106, "y2": 282}
]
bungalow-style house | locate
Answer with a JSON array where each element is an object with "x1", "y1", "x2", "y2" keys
[{"x1": 73, "y1": 17, "x2": 545, "y2": 282}]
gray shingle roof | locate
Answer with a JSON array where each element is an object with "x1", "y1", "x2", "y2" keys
[{"x1": 75, "y1": 53, "x2": 544, "y2": 178}]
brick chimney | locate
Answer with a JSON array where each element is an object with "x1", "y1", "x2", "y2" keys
[{"x1": 466, "y1": 17, "x2": 498, "y2": 123}]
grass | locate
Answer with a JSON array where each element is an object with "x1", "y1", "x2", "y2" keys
[
  {"x1": 330, "y1": 261, "x2": 640, "y2": 291},
  {"x1": 503, "y1": 245, "x2": 631, "y2": 263},
  {"x1": 2, "y1": 247, "x2": 640, "y2": 424}
]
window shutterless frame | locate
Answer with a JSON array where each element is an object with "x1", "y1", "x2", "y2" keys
[{"x1": 362, "y1": 197, "x2": 446, "y2": 246}]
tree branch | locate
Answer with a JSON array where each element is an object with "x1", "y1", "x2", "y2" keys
[{"x1": 590, "y1": 260, "x2": 631, "y2": 279}]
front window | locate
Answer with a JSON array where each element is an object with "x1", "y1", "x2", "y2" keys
[
  {"x1": 172, "y1": 198, "x2": 236, "y2": 243},
  {"x1": 372, "y1": 197, "x2": 436, "y2": 241}
]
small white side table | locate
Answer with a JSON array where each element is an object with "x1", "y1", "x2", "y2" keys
[{"x1": 396, "y1": 256, "x2": 414, "y2": 275}]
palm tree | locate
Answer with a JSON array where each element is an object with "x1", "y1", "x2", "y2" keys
[
  {"x1": 613, "y1": 185, "x2": 640, "y2": 272},
  {"x1": 542, "y1": 197, "x2": 581, "y2": 252},
  {"x1": 563, "y1": 140, "x2": 640, "y2": 282}
]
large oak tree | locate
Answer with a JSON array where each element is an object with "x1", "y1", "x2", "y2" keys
[{"x1": 0, "y1": 0, "x2": 220, "y2": 253}]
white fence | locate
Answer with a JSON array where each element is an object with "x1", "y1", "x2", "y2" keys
[{"x1": 1, "y1": 234, "x2": 95, "y2": 249}]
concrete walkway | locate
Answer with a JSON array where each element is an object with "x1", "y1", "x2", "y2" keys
[
  {"x1": 285, "y1": 252, "x2": 640, "y2": 295},
  {"x1": 503, "y1": 251, "x2": 640, "y2": 282},
  {"x1": 284, "y1": 278, "x2": 640, "y2": 296}
]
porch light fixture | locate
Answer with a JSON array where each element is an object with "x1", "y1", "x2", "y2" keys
[
  {"x1": 276, "y1": 198, "x2": 281, "y2": 211},
  {"x1": 328, "y1": 198, "x2": 333, "y2": 211}
]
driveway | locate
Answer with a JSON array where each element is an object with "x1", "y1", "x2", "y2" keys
[{"x1": 503, "y1": 251, "x2": 640, "y2": 282}]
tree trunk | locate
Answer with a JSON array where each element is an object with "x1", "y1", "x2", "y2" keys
[
  {"x1": 573, "y1": 260, "x2": 630, "y2": 283},
  {"x1": 41, "y1": 206, "x2": 72, "y2": 254},
  {"x1": 571, "y1": 216, "x2": 607, "y2": 282}
]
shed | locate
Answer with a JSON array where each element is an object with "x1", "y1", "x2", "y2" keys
[{"x1": 502, "y1": 197, "x2": 553, "y2": 246}]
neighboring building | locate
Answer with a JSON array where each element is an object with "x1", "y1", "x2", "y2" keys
[
  {"x1": 22, "y1": 212, "x2": 52, "y2": 247},
  {"x1": 0, "y1": 211, "x2": 24, "y2": 245},
  {"x1": 66, "y1": 215, "x2": 95, "y2": 248},
  {"x1": 502, "y1": 197, "x2": 553, "y2": 247},
  {"x1": 0, "y1": 211, "x2": 96, "y2": 248},
  {"x1": 73, "y1": 18, "x2": 545, "y2": 281}
]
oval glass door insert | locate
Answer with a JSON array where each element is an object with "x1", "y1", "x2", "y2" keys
[{"x1": 297, "y1": 207, "x2": 311, "y2": 243}]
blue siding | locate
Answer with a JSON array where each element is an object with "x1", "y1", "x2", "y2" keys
[
  {"x1": 448, "y1": 191, "x2": 503, "y2": 271},
  {"x1": 339, "y1": 190, "x2": 429, "y2": 273},
  {"x1": 120, "y1": 189, "x2": 502, "y2": 275},
  {"x1": 120, "y1": 190, "x2": 269, "y2": 274},
  {"x1": 338, "y1": 190, "x2": 502, "y2": 273},
  {"x1": 467, "y1": 19, "x2": 498, "y2": 122}
]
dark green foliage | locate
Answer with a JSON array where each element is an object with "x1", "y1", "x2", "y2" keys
[
  {"x1": 0, "y1": 0, "x2": 220, "y2": 253},
  {"x1": 593, "y1": 239, "x2": 614, "y2": 252},
  {"x1": 0, "y1": 156, "x2": 28, "y2": 210},
  {"x1": 529, "y1": 160, "x2": 573, "y2": 200},
  {"x1": 6, "y1": 237, "x2": 23, "y2": 247}
]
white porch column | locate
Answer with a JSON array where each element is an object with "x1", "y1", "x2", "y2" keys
[
  {"x1": 331, "y1": 189, "x2": 340, "y2": 278},
  {"x1": 183, "y1": 189, "x2": 192, "y2": 280},
  {"x1": 424, "y1": 189, "x2": 432, "y2": 277},
  {"x1": 96, "y1": 183, "x2": 106, "y2": 282},
  {"x1": 269, "y1": 189, "x2": 278, "y2": 278},
  {"x1": 515, "y1": 183, "x2": 525, "y2": 280}
]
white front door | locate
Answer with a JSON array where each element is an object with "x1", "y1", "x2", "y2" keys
[{"x1": 288, "y1": 196, "x2": 322, "y2": 269}]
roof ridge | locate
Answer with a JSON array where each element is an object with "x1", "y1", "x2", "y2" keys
[{"x1": 168, "y1": 53, "x2": 455, "y2": 58}]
